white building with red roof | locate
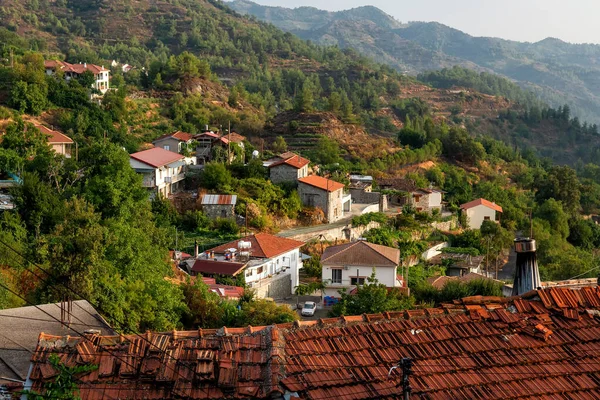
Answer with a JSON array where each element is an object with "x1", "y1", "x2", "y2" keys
[
  {"x1": 34, "y1": 124, "x2": 73, "y2": 158},
  {"x1": 129, "y1": 147, "x2": 195, "y2": 197},
  {"x1": 44, "y1": 60, "x2": 110, "y2": 94},
  {"x1": 460, "y1": 198, "x2": 503, "y2": 230}
]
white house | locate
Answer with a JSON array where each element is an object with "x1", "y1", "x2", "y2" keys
[
  {"x1": 460, "y1": 198, "x2": 503, "y2": 230},
  {"x1": 35, "y1": 124, "x2": 73, "y2": 158},
  {"x1": 189, "y1": 233, "x2": 305, "y2": 299},
  {"x1": 129, "y1": 147, "x2": 195, "y2": 198},
  {"x1": 44, "y1": 60, "x2": 110, "y2": 94},
  {"x1": 321, "y1": 240, "x2": 402, "y2": 298}
]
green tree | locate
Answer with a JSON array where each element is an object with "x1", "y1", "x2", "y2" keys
[
  {"x1": 272, "y1": 136, "x2": 288, "y2": 153},
  {"x1": 535, "y1": 198, "x2": 570, "y2": 239},
  {"x1": 294, "y1": 81, "x2": 314, "y2": 112},
  {"x1": 200, "y1": 162, "x2": 233, "y2": 190}
]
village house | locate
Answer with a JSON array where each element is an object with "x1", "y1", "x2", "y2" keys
[
  {"x1": 460, "y1": 197, "x2": 503, "y2": 229},
  {"x1": 129, "y1": 147, "x2": 195, "y2": 198},
  {"x1": 409, "y1": 187, "x2": 444, "y2": 213},
  {"x1": 200, "y1": 194, "x2": 237, "y2": 220},
  {"x1": 152, "y1": 131, "x2": 194, "y2": 154},
  {"x1": 193, "y1": 129, "x2": 220, "y2": 164},
  {"x1": 321, "y1": 240, "x2": 403, "y2": 298},
  {"x1": 185, "y1": 233, "x2": 304, "y2": 299},
  {"x1": 35, "y1": 124, "x2": 74, "y2": 158},
  {"x1": 297, "y1": 175, "x2": 350, "y2": 223},
  {"x1": 25, "y1": 284, "x2": 600, "y2": 399},
  {"x1": 44, "y1": 60, "x2": 110, "y2": 95},
  {"x1": 428, "y1": 251, "x2": 485, "y2": 277},
  {"x1": 0, "y1": 300, "x2": 113, "y2": 395},
  {"x1": 267, "y1": 152, "x2": 310, "y2": 185}
]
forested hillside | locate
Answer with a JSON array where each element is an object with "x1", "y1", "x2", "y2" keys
[
  {"x1": 1, "y1": 0, "x2": 600, "y2": 334},
  {"x1": 229, "y1": 0, "x2": 600, "y2": 124}
]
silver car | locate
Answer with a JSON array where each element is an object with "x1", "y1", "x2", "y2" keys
[{"x1": 301, "y1": 301, "x2": 317, "y2": 317}]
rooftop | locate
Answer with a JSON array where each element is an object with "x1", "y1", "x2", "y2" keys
[
  {"x1": 26, "y1": 287, "x2": 600, "y2": 399},
  {"x1": 191, "y1": 259, "x2": 246, "y2": 276},
  {"x1": 207, "y1": 233, "x2": 304, "y2": 259},
  {"x1": 153, "y1": 131, "x2": 193, "y2": 143},
  {"x1": 44, "y1": 60, "x2": 108, "y2": 74},
  {"x1": 268, "y1": 153, "x2": 310, "y2": 170},
  {"x1": 376, "y1": 178, "x2": 417, "y2": 192},
  {"x1": 298, "y1": 175, "x2": 345, "y2": 192},
  {"x1": 129, "y1": 147, "x2": 185, "y2": 168},
  {"x1": 35, "y1": 124, "x2": 73, "y2": 144},
  {"x1": 200, "y1": 194, "x2": 237, "y2": 206},
  {"x1": 0, "y1": 300, "x2": 113, "y2": 385},
  {"x1": 321, "y1": 240, "x2": 400, "y2": 267},
  {"x1": 461, "y1": 198, "x2": 503, "y2": 213}
]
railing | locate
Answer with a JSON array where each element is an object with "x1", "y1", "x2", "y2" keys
[
  {"x1": 142, "y1": 177, "x2": 156, "y2": 187},
  {"x1": 165, "y1": 173, "x2": 185, "y2": 184}
]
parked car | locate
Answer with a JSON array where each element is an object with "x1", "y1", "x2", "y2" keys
[{"x1": 301, "y1": 301, "x2": 317, "y2": 317}]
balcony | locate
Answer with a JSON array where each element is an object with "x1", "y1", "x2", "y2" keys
[{"x1": 165, "y1": 173, "x2": 185, "y2": 184}]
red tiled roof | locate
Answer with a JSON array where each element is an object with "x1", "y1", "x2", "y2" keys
[
  {"x1": 34, "y1": 124, "x2": 73, "y2": 144},
  {"x1": 321, "y1": 240, "x2": 400, "y2": 267},
  {"x1": 154, "y1": 131, "x2": 193, "y2": 143},
  {"x1": 298, "y1": 175, "x2": 345, "y2": 192},
  {"x1": 207, "y1": 233, "x2": 304, "y2": 259},
  {"x1": 44, "y1": 60, "x2": 108, "y2": 74},
  {"x1": 217, "y1": 132, "x2": 246, "y2": 145},
  {"x1": 130, "y1": 147, "x2": 184, "y2": 168},
  {"x1": 194, "y1": 131, "x2": 219, "y2": 139},
  {"x1": 461, "y1": 198, "x2": 503, "y2": 213},
  {"x1": 191, "y1": 259, "x2": 246, "y2": 276},
  {"x1": 28, "y1": 287, "x2": 600, "y2": 399},
  {"x1": 268, "y1": 153, "x2": 310, "y2": 170}
]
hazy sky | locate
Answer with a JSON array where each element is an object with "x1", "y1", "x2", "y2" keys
[{"x1": 242, "y1": 0, "x2": 600, "y2": 44}]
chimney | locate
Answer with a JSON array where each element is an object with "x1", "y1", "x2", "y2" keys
[
  {"x1": 84, "y1": 62, "x2": 87, "y2": 68},
  {"x1": 205, "y1": 124, "x2": 209, "y2": 132},
  {"x1": 512, "y1": 238, "x2": 541, "y2": 296},
  {"x1": 194, "y1": 240, "x2": 199, "y2": 259}
]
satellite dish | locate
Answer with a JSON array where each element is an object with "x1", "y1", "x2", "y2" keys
[{"x1": 252, "y1": 150, "x2": 259, "y2": 158}]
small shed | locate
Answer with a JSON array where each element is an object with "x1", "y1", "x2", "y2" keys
[{"x1": 200, "y1": 194, "x2": 237, "y2": 219}]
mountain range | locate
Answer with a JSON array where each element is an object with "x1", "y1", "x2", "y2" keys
[{"x1": 229, "y1": 0, "x2": 600, "y2": 123}]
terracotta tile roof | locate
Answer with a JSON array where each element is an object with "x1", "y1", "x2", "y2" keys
[
  {"x1": 461, "y1": 198, "x2": 503, "y2": 213},
  {"x1": 298, "y1": 175, "x2": 345, "y2": 192},
  {"x1": 194, "y1": 131, "x2": 220, "y2": 139},
  {"x1": 44, "y1": 60, "x2": 108, "y2": 74},
  {"x1": 217, "y1": 132, "x2": 246, "y2": 145},
  {"x1": 191, "y1": 259, "x2": 246, "y2": 276},
  {"x1": 207, "y1": 233, "x2": 304, "y2": 259},
  {"x1": 427, "y1": 275, "x2": 458, "y2": 289},
  {"x1": 153, "y1": 131, "x2": 193, "y2": 143},
  {"x1": 130, "y1": 147, "x2": 184, "y2": 168},
  {"x1": 200, "y1": 194, "x2": 237, "y2": 205},
  {"x1": 34, "y1": 124, "x2": 73, "y2": 144},
  {"x1": 321, "y1": 240, "x2": 400, "y2": 267},
  {"x1": 28, "y1": 287, "x2": 600, "y2": 399},
  {"x1": 268, "y1": 153, "x2": 310, "y2": 169}
]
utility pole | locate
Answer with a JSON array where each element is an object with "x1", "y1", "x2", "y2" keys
[{"x1": 401, "y1": 357, "x2": 413, "y2": 400}]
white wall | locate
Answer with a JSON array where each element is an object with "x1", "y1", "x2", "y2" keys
[
  {"x1": 428, "y1": 192, "x2": 442, "y2": 208},
  {"x1": 244, "y1": 249, "x2": 302, "y2": 291},
  {"x1": 466, "y1": 205, "x2": 497, "y2": 230},
  {"x1": 422, "y1": 242, "x2": 449, "y2": 261},
  {"x1": 322, "y1": 264, "x2": 397, "y2": 297}
]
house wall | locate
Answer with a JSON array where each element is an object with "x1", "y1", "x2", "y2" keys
[
  {"x1": 350, "y1": 188, "x2": 381, "y2": 204},
  {"x1": 465, "y1": 205, "x2": 497, "y2": 230},
  {"x1": 298, "y1": 183, "x2": 344, "y2": 222},
  {"x1": 202, "y1": 204, "x2": 235, "y2": 220},
  {"x1": 153, "y1": 137, "x2": 182, "y2": 153},
  {"x1": 428, "y1": 192, "x2": 443, "y2": 208},
  {"x1": 411, "y1": 192, "x2": 430, "y2": 212},
  {"x1": 269, "y1": 164, "x2": 307, "y2": 185},
  {"x1": 244, "y1": 249, "x2": 301, "y2": 292},
  {"x1": 322, "y1": 264, "x2": 398, "y2": 298},
  {"x1": 129, "y1": 158, "x2": 187, "y2": 198},
  {"x1": 95, "y1": 71, "x2": 110, "y2": 93},
  {"x1": 51, "y1": 143, "x2": 71, "y2": 157},
  {"x1": 252, "y1": 271, "x2": 293, "y2": 300}
]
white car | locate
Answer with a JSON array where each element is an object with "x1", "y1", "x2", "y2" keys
[{"x1": 301, "y1": 301, "x2": 317, "y2": 317}]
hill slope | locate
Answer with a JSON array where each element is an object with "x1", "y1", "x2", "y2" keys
[{"x1": 228, "y1": 0, "x2": 600, "y2": 124}]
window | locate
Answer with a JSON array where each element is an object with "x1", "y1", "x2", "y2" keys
[
  {"x1": 164, "y1": 145, "x2": 170, "y2": 151},
  {"x1": 257, "y1": 266, "x2": 264, "y2": 274},
  {"x1": 331, "y1": 269, "x2": 342, "y2": 284},
  {"x1": 351, "y1": 277, "x2": 366, "y2": 286},
  {"x1": 484, "y1": 216, "x2": 491, "y2": 221},
  {"x1": 414, "y1": 195, "x2": 421, "y2": 202}
]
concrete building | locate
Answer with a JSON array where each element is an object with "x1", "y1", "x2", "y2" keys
[
  {"x1": 267, "y1": 153, "x2": 309, "y2": 185},
  {"x1": 200, "y1": 194, "x2": 237, "y2": 220},
  {"x1": 129, "y1": 147, "x2": 195, "y2": 198},
  {"x1": 297, "y1": 175, "x2": 350, "y2": 223},
  {"x1": 152, "y1": 131, "x2": 194, "y2": 154},
  {"x1": 460, "y1": 198, "x2": 503, "y2": 230},
  {"x1": 321, "y1": 240, "x2": 402, "y2": 298},
  {"x1": 44, "y1": 60, "x2": 110, "y2": 94},
  {"x1": 35, "y1": 124, "x2": 73, "y2": 158}
]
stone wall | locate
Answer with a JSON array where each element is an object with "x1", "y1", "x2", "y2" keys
[
  {"x1": 269, "y1": 164, "x2": 300, "y2": 185},
  {"x1": 350, "y1": 188, "x2": 381, "y2": 204},
  {"x1": 252, "y1": 273, "x2": 293, "y2": 300},
  {"x1": 298, "y1": 182, "x2": 344, "y2": 223},
  {"x1": 431, "y1": 217, "x2": 458, "y2": 232},
  {"x1": 285, "y1": 221, "x2": 381, "y2": 242},
  {"x1": 202, "y1": 204, "x2": 235, "y2": 220}
]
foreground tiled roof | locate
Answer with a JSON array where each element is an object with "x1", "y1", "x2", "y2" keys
[
  {"x1": 298, "y1": 175, "x2": 345, "y2": 192},
  {"x1": 208, "y1": 233, "x2": 304, "y2": 259},
  {"x1": 321, "y1": 240, "x2": 400, "y2": 267},
  {"x1": 27, "y1": 287, "x2": 600, "y2": 399},
  {"x1": 460, "y1": 198, "x2": 503, "y2": 213},
  {"x1": 130, "y1": 147, "x2": 184, "y2": 168}
]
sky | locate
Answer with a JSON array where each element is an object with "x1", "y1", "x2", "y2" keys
[{"x1": 241, "y1": 0, "x2": 600, "y2": 44}]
